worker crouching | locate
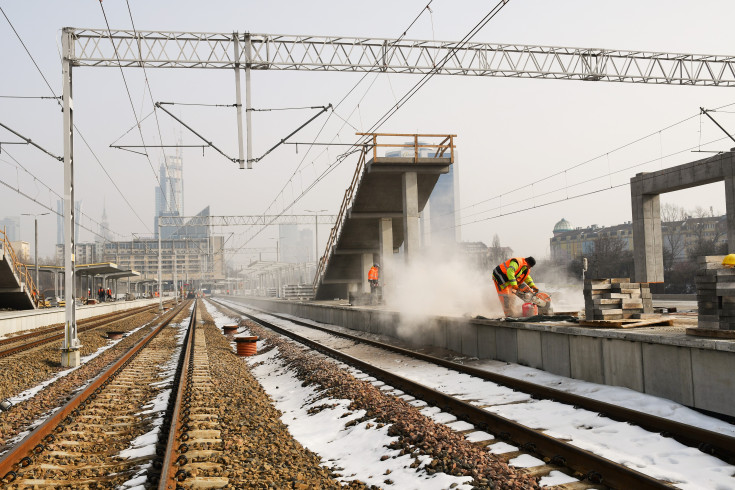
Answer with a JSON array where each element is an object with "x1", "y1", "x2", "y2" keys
[{"x1": 492, "y1": 256, "x2": 538, "y2": 317}]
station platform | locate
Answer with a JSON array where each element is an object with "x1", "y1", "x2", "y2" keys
[
  {"x1": 0, "y1": 297, "x2": 163, "y2": 337},
  {"x1": 219, "y1": 295, "x2": 735, "y2": 419}
]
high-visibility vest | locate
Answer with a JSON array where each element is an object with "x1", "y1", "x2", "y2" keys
[
  {"x1": 368, "y1": 266, "x2": 379, "y2": 281},
  {"x1": 492, "y1": 257, "x2": 533, "y2": 289}
]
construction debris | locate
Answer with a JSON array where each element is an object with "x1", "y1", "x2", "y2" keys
[{"x1": 583, "y1": 277, "x2": 653, "y2": 321}]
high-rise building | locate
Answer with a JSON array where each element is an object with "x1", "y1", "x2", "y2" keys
[
  {"x1": 278, "y1": 224, "x2": 313, "y2": 263},
  {"x1": 0, "y1": 216, "x2": 20, "y2": 241},
  {"x1": 56, "y1": 199, "x2": 82, "y2": 245},
  {"x1": 154, "y1": 151, "x2": 184, "y2": 238}
]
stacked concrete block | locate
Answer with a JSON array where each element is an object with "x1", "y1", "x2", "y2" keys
[
  {"x1": 695, "y1": 256, "x2": 735, "y2": 330},
  {"x1": 584, "y1": 278, "x2": 653, "y2": 320}
]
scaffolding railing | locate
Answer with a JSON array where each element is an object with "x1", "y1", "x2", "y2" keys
[
  {"x1": 313, "y1": 133, "x2": 456, "y2": 292},
  {"x1": 0, "y1": 227, "x2": 38, "y2": 307}
]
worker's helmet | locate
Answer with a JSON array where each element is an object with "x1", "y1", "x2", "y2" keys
[
  {"x1": 525, "y1": 256, "x2": 536, "y2": 267},
  {"x1": 374, "y1": 263, "x2": 380, "y2": 268},
  {"x1": 722, "y1": 254, "x2": 735, "y2": 268}
]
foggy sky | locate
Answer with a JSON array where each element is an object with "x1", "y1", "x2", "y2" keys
[{"x1": 2, "y1": 0, "x2": 734, "y2": 264}]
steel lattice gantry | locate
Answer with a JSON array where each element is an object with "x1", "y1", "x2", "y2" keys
[
  {"x1": 69, "y1": 29, "x2": 735, "y2": 85},
  {"x1": 59, "y1": 28, "x2": 735, "y2": 365},
  {"x1": 156, "y1": 214, "x2": 337, "y2": 227}
]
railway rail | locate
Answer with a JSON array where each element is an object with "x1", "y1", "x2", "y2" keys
[
  {"x1": 214, "y1": 298, "x2": 735, "y2": 489},
  {"x1": 0, "y1": 302, "x2": 171, "y2": 359},
  {"x1": 0, "y1": 300, "x2": 192, "y2": 488}
]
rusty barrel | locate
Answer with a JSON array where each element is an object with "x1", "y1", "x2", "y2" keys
[
  {"x1": 107, "y1": 331, "x2": 125, "y2": 340},
  {"x1": 223, "y1": 324, "x2": 239, "y2": 337},
  {"x1": 235, "y1": 336, "x2": 258, "y2": 357}
]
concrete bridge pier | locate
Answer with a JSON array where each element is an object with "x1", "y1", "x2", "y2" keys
[{"x1": 402, "y1": 171, "x2": 420, "y2": 260}]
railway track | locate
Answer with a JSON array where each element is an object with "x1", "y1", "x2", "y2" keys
[
  {"x1": 0, "y1": 302, "x2": 170, "y2": 360},
  {"x1": 157, "y1": 301, "x2": 229, "y2": 489},
  {"x1": 0, "y1": 300, "x2": 193, "y2": 488},
  {"x1": 213, "y1": 298, "x2": 735, "y2": 489}
]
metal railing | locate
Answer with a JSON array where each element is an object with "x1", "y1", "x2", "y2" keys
[
  {"x1": 0, "y1": 228, "x2": 38, "y2": 306},
  {"x1": 313, "y1": 133, "x2": 456, "y2": 292}
]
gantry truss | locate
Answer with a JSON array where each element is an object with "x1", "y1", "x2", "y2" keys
[
  {"x1": 69, "y1": 29, "x2": 735, "y2": 86},
  {"x1": 157, "y1": 214, "x2": 337, "y2": 227}
]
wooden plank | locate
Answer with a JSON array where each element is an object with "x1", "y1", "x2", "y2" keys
[
  {"x1": 686, "y1": 327, "x2": 735, "y2": 339},
  {"x1": 578, "y1": 318, "x2": 674, "y2": 328}
]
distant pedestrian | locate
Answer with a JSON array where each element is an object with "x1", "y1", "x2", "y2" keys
[
  {"x1": 106, "y1": 288, "x2": 112, "y2": 301},
  {"x1": 98, "y1": 287, "x2": 105, "y2": 303}
]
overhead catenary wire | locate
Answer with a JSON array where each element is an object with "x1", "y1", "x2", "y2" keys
[
  {"x1": 0, "y1": 95, "x2": 61, "y2": 100},
  {"x1": 99, "y1": 1, "x2": 181, "y2": 218},
  {"x1": 1, "y1": 148, "x2": 123, "y2": 241},
  {"x1": 439, "y1": 99, "x2": 735, "y2": 222},
  {"x1": 0, "y1": 121, "x2": 63, "y2": 161},
  {"x1": 232, "y1": 1, "x2": 439, "y2": 256},
  {"x1": 0, "y1": 5, "x2": 153, "y2": 234},
  {"x1": 447, "y1": 133, "x2": 734, "y2": 230}
]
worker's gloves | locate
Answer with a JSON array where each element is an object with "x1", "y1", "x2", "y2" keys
[{"x1": 531, "y1": 286, "x2": 539, "y2": 293}]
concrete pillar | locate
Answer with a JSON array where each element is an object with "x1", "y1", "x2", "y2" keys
[
  {"x1": 361, "y1": 253, "x2": 374, "y2": 293},
  {"x1": 725, "y1": 175, "x2": 735, "y2": 252},
  {"x1": 631, "y1": 187, "x2": 664, "y2": 283},
  {"x1": 379, "y1": 217, "x2": 393, "y2": 289},
  {"x1": 402, "y1": 171, "x2": 420, "y2": 260}
]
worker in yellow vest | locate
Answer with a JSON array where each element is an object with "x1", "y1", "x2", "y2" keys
[{"x1": 492, "y1": 256, "x2": 538, "y2": 317}]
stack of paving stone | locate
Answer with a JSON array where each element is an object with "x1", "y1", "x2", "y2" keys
[
  {"x1": 584, "y1": 278, "x2": 654, "y2": 320},
  {"x1": 695, "y1": 256, "x2": 735, "y2": 330}
]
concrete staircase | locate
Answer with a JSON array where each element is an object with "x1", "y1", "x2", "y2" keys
[
  {"x1": 314, "y1": 133, "x2": 455, "y2": 300},
  {"x1": 0, "y1": 232, "x2": 37, "y2": 310}
]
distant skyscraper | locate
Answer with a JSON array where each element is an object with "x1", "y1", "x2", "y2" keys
[
  {"x1": 55, "y1": 199, "x2": 82, "y2": 245},
  {"x1": 0, "y1": 216, "x2": 20, "y2": 241},
  {"x1": 278, "y1": 224, "x2": 313, "y2": 263},
  {"x1": 98, "y1": 201, "x2": 112, "y2": 242},
  {"x1": 154, "y1": 151, "x2": 184, "y2": 238}
]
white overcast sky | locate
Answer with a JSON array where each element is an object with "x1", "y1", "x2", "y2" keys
[{"x1": 2, "y1": 0, "x2": 735, "y2": 263}]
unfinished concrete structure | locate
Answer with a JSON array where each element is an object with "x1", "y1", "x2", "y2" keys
[
  {"x1": 314, "y1": 134, "x2": 455, "y2": 300},
  {"x1": 630, "y1": 150, "x2": 735, "y2": 282}
]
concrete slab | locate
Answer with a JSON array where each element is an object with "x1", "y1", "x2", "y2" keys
[
  {"x1": 517, "y1": 330, "x2": 543, "y2": 369},
  {"x1": 458, "y1": 321, "x2": 478, "y2": 357},
  {"x1": 541, "y1": 332, "x2": 571, "y2": 377},
  {"x1": 495, "y1": 327, "x2": 518, "y2": 363},
  {"x1": 570, "y1": 336, "x2": 604, "y2": 384},
  {"x1": 602, "y1": 338, "x2": 644, "y2": 391},
  {"x1": 642, "y1": 343, "x2": 694, "y2": 406},
  {"x1": 477, "y1": 325, "x2": 497, "y2": 359},
  {"x1": 691, "y1": 348, "x2": 735, "y2": 417}
]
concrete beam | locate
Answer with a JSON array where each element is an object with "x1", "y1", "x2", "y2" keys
[
  {"x1": 334, "y1": 248, "x2": 379, "y2": 255},
  {"x1": 347, "y1": 211, "x2": 403, "y2": 219},
  {"x1": 322, "y1": 278, "x2": 361, "y2": 284}
]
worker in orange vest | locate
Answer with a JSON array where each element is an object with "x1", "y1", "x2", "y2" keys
[
  {"x1": 368, "y1": 263, "x2": 380, "y2": 304},
  {"x1": 492, "y1": 256, "x2": 538, "y2": 317}
]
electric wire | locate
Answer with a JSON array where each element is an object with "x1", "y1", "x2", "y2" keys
[
  {"x1": 0, "y1": 5, "x2": 151, "y2": 234},
  {"x1": 99, "y1": 1, "x2": 180, "y2": 219},
  {"x1": 255, "y1": 1, "x2": 436, "y2": 225},
  {"x1": 442, "y1": 98, "x2": 735, "y2": 222},
  {"x1": 1, "y1": 148, "x2": 122, "y2": 241},
  {"x1": 447, "y1": 134, "x2": 733, "y2": 230},
  {"x1": 0, "y1": 95, "x2": 61, "y2": 100},
  {"x1": 125, "y1": 0, "x2": 184, "y2": 217}
]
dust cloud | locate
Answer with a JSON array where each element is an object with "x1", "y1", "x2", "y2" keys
[{"x1": 382, "y1": 247, "x2": 503, "y2": 341}]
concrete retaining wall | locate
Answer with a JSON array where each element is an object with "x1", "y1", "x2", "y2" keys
[
  {"x1": 0, "y1": 298, "x2": 162, "y2": 337},
  {"x1": 225, "y1": 296, "x2": 735, "y2": 418}
]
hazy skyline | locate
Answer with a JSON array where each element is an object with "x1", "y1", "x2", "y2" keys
[{"x1": 2, "y1": 0, "x2": 735, "y2": 264}]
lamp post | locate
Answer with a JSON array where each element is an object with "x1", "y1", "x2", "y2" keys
[
  {"x1": 304, "y1": 209, "x2": 327, "y2": 264},
  {"x1": 21, "y1": 212, "x2": 50, "y2": 305}
]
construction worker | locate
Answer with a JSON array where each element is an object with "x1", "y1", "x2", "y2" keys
[
  {"x1": 492, "y1": 256, "x2": 538, "y2": 317},
  {"x1": 368, "y1": 263, "x2": 380, "y2": 304}
]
